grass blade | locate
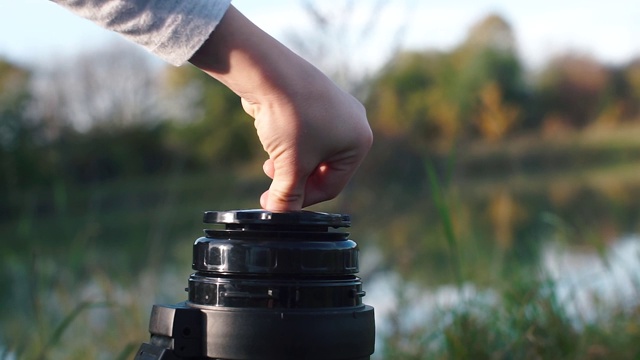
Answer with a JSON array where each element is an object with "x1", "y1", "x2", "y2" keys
[
  {"x1": 425, "y1": 158, "x2": 463, "y2": 288},
  {"x1": 36, "y1": 301, "x2": 110, "y2": 360}
]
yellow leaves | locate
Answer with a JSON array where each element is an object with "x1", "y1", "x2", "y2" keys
[
  {"x1": 371, "y1": 76, "x2": 523, "y2": 145},
  {"x1": 474, "y1": 81, "x2": 520, "y2": 141},
  {"x1": 369, "y1": 76, "x2": 461, "y2": 142},
  {"x1": 592, "y1": 102, "x2": 625, "y2": 129}
]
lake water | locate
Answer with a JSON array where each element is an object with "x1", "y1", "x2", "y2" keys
[
  {"x1": 1, "y1": 167, "x2": 639, "y2": 359},
  {"x1": 363, "y1": 235, "x2": 640, "y2": 358}
]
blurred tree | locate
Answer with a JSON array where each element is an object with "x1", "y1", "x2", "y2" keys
[
  {"x1": 161, "y1": 65, "x2": 260, "y2": 168},
  {"x1": 0, "y1": 59, "x2": 31, "y2": 153},
  {"x1": 0, "y1": 59, "x2": 55, "y2": 218},
  {"x1": 535, "y1": 53, "x2": 611, "y2": 133},
  {"x1": 452, "y1": 14, "x2": 526, "y2": 139},
  {"x1": 29, "y1": 42, "x2": 166, "y2": 131},
  {"x1": 18, "y1": 43, "x2": 188, "y2": 187},
  {"x1": 618, "y1": 58, "x2": 640, "y2": 121},
  {"x1": 474, "y1": 81, "x2": 520, "y2": 141},
  {"x1": 366, "y1": 50, "x2": 462, "y2": 145},
  {"x1": 2, "y1": 41, "x2": 263, "y2": 197},
  {"x1": 56, "y1": 123, "x2": 172, "y2": 182},
  {"x1": 366, "y1": 13, "x2": 526, "y2": 147},
  {"x1": 590, "y1": 58, "x2": 640, "y2": 128}
]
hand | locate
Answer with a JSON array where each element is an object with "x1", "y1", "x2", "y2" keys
[
  {"x1": 242, "y1": 68, "x2": 371, "y2": 210},
  {"x1": 190, "y1": 6, "x2": 372, "y2": 211}
]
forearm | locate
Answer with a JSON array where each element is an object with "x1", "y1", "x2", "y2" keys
[
  {"x1": 189, "y1": 6, "x2": 332, "y2": 108},
  {"x1": 190, "y1": 6, "x2": 372, "y2": 210}
]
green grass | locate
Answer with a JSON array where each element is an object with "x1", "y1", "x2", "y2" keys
[
  {"x1": 374, "y1": 156, "x2": 640, "y2": 360},
  {"x1": 2, "y1": 163, "x2": 640, "y2": 359},
  {"x1": 380, "y1": 269, "x2": 640, "y2": 360}
]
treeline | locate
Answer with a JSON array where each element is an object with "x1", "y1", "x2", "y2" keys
[
  {"x1": 366, "y1": 15, "x2": 640, "y2": 146},
  {"x1": 0, "y1": 44, "x2": 261, "y2": 216},
  {"x1": 2, "y1": 14, "x2": 640, "y2": 218}
]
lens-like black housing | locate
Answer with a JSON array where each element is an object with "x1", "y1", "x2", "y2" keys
[
  {"x1": 135, "y1": 210, "x2": 375, "y2": 360},
  {"x1": 190, "y1": 210, "x2": 363, "y2": 309}
]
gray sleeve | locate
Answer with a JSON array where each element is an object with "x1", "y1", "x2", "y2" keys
[{"x1": 50, "y1": 0, "x2": 232, "y2": 66}]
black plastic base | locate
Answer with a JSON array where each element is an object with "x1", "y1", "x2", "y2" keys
[
  {"x1": 134, "y1": 302, "x2": 375, "y2": 360},
  {"x1": 135, "y1": 343, "x2": 181, "y2": 360}
]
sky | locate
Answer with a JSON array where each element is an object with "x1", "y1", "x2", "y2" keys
[{"x1": 1, "y1": 0, "x2": 639, "y2": 71}]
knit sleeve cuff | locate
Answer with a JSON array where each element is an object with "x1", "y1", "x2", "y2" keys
[
  {"x1": 52, "y1": 0, "x2": 232, "y2": 66},
  {"x1": 148, "y1": 0, "x2": 232, "y2": 66}
]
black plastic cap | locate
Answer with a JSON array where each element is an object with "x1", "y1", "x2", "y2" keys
[
  {"x1": 203, "y1": 210, "x2": 351, "y2": 228},
  {"x1": 195, "y1": 210, "x2": 358, "y2": 276}
]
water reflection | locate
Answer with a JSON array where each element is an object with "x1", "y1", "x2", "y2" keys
[
  {"x1": 1, "y1": 166, "x2": 640, "y2": 358},
  {"x1": 543, "y1": 236, "x2": 640, "y2": 322},
  {"x1": 354, "y1": 163, "x2": 640, "y2": 287},
  {"x1": 349, "y1": 164, "x2": 640, "y2": 357},
  {"x1": 363, "y1": 235, "x2": 640, "y2": 358}
]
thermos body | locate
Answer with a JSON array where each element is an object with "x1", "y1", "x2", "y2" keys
[{"x1": 135, "y1": 210, "x2": 375, "y2": 360}]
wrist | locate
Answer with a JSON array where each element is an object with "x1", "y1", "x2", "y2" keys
[{"x1": 189, "y1": 5, "x2": 314, "y2": 104}]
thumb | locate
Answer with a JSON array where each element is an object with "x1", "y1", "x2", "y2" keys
[{"x1": 260, "y1": 158, "x2": 308, "y2": 211}]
